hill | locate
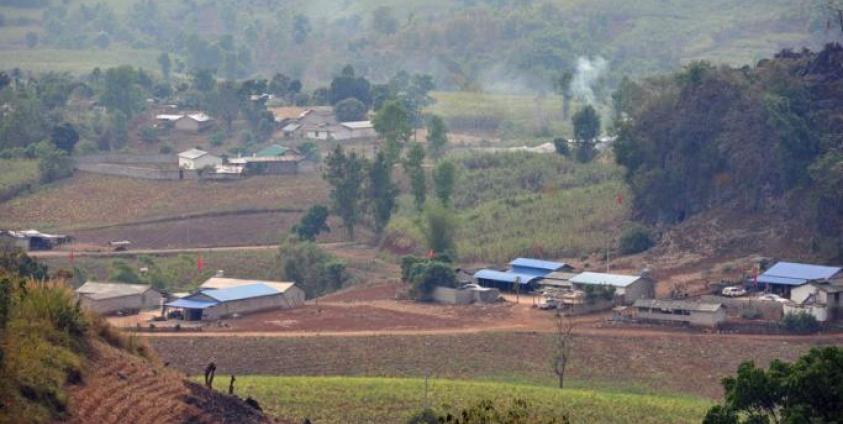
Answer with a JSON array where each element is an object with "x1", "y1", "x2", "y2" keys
[{"x1": 206, "y1": 375, "x2": 711, "y2": 423}]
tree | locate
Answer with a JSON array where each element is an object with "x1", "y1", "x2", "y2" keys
[
  {"x1": 50, "y1": 123, "x2": 79, "y2": 153},
  {"x1": 553, "y1": 137, "x2": 570, "y2": 156},
  {"x1": 157, "y1": 52, "x2": 171, "y2": 81},
  {"x1": 268, "y1": 73, "x2": 290, "y2": 97},
  {"x1": 408, "y1": 260, "x2": 456, "y2": 301},
  {"x1": 618, "y1": 225, "x2": 653, "y2": 255},
  {"x1": 421, "y1": 201, "x2": 457, "y2": 258},
  {"x1": 191, "y1": 69, "x2": 216, "y2": 93},
  {"x1": 404, "y1": 142, "x2": 426, "y2": 211},
  {"x1": 432, "y1": 160, "x2": 456, "y2": 207},
  {"x1": 572, "y1": 105, "x2": 600, "y2": 162},
  {"x1": 703, "y1": 347, "x2": 843, "y2": 424},
  {"x1": 366, "y1": 152, "x2": 399, "y2": 235},
  {"x1": 373, "y1": 99, "x2": 412, "y2": 164},
  {"x1": 555, "y1": 71, "x2": 574, "y2": 119},
  {"x1": 371, "y1": 6, "x2": 399, "y2": 35},
  {"x1": 38, "y1": 148, "x2": 73, "y2": 183},
  {"x1": 207, "y1": 81, "x2": 240, "y2": 132},
  {"x1": 552, "y1": 313, "x2": 575, "y2": 389},
  {"x1": 426, "y1": 115, "x2": 448, "y2": 160},
  {"x1": 279, "y1": 240, "x2": 350, "y2": 297},
  {"x1": 324, "y1": 146, "x2": 366, "y2": 239},
  {"x1": 328, "y1": 67, "x2": 372, "y2": 106},
  {"x1": 100, "y1": 66, "x2": 144, "y2": 118},
  {"x1": 334, "y1": 97, "x2": 367, "y2": 122},
  {"x1": 292, "y1": 14, "x2": 311, "y2": 44},
  {"x1": 292, "y1": 205, "x2": 331, "y2": 241}
]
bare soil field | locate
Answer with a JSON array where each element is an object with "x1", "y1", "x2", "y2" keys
[
  {"x1": 0, "y1": 172, "x2": 329, "y2": 229},
  {"x1": 149, "y1": 330, "x2": 837, "y2": 399}
]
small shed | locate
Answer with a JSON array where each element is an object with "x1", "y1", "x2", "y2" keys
[
  {"x1": 175, "y1": 113, "x2": 214, "y2": 132},
  {"x1": 340, "y1": 121, "x2": 376, "y2": 139},
  {"x1": 178, "y1": 148, "x2": 222, "y2": 170},
  {"x1": 570, "y1": 272, "x2": 655, "y2": 305},
  {"x1": 76, "y1": 282, "x2": 162, "y2": 315},
  {"x1": 633, "y1": 299, "x2": 726, "y2": 327}
]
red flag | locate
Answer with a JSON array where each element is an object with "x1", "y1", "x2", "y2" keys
[
  {"x1": 197, "y1": 254, "x2": 204, "y2": 272},
  {"x1": 426, "y1": 249, "x2": 435, "y2": 259},
  {"x1": 616, "y1": 193, "x2": 624, "y2": 205},
  {"x1": 69, "y1": 250, "x2": 74, "y2": 264}
]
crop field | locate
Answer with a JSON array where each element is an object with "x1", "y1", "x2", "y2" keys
[
  {"x1": 0, "y1": 48, "x2": 162, "y2": 74},
  {"x1": 211, "y1": 376, "x2": 712, "y2": 424},
  {"x1": 0, "y1": 159, "x2": 38, "y2": 193},
  {"x1": 151, "y1": 331, "x2": 830, "y2": 399},
  {"x1": 0, "y1": 172, "x2": 330, "y2": 230}
]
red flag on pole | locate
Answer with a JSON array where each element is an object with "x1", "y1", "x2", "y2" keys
[
  {"x1": 426, "y1": 249, "x2": 435, "y2": 259},
  {"x1": 197, "y1": 253, "x2": 204, "y2": 272}
]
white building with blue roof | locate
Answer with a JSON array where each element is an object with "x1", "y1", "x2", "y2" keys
[
  {"x1": 756, "y1": 261, "x2": 843, "y2": 297},
  {"x1": 569, "y1": 272, "x2": 655, "y2": 305},
  {"x1": 165, "y1": 278, "x2": 305, "y2": 321},
  {"x1": 474, "y1": 258, "x2": 573, "y2": 291}
]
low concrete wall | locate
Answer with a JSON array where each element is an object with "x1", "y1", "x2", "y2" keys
[
  {"x1": 700, "y1": 295, "x2": 783, "y2": 320},
  {"x1": 432, "y1": 287, "x2": 474, "y2": 305}
]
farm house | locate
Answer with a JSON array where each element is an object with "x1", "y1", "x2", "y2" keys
[
  {"x1": 569, "y1": 272, "x2": 654, "y2": 305},
  {"x1": 755, "y1": 261, "x2": 843, "y2": 298},
  {"x1": 633, "y1": 299, "x2": 726, "y2": 328},
  {"x1": 474, "y1": 258, "x2": 573, "y2": 291},
  {"x1": 165, "y1": 279, "x2": 305, "y2": 321},
  {"x1": 177, "y1": 148, "x2": 222, "y2": 170},
  {"x1": 0, "y1": 229, "x2": 71, "y2": 251},
  {"x1": 76, "y1": 282, "x2": 163, "y2": 315}
]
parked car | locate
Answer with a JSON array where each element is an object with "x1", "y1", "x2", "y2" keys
[
  {"x1": 722, "y1": 286, "x2": 747, "y2": 297},
  {"x1": 757, "y1": 293, "x2": 789, "y2": 303}
]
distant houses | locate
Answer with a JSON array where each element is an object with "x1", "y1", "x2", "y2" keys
[
  {"x1": 165, "y1": 277, "x2": 305, "y2": 321},
  {"x1": 76, "y1": 282, "x2": 163, "y2": 315},
  {"x1": 0, "y1": 229, "x2": 71, "y2": 251},
  {"x1": 156, "y1": 113, "x2": 214, "y2": 132},
  {"x1": 228, "y1": 144, "x2": 304, "y2": 175},
  {"x1": 273, "y1": 106, "x2": 376, "y2": 141},
  {"x1": 474, "y1": 258, "x2": 573, "y2": 291}
]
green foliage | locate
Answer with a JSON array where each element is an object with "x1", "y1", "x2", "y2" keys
[
  {"x1": 434, "y1": 398, "x2": 569, "y2": 424},
  {"x1": 99, "y1": 65, "x2": 146, "y2": 118},
  {"x1": 334, "y1": 97, "x2": 367, "y2": 122},
  {"x1": 373, "y1": 99, "x2": 412, "y2": 164},
  {"x1": 323, "y1": 146, "x2": 366, "y2": 239},
  {"x1": 553, "y1": 138, "x2": 570, "y2": 157},
  {"x1": 209, "y1": 130, "x2": 226, "y2": 147},
  {"x1": 278, "y1": 240, "x2": 350, "y2": 297},
  {"x1": 704, "y1": 347, "x2": 843, "y2": 424},
  {"x1": 138, "y1": 126, "x2": 159, "y2": 143},
  {"x1": 108, "y1": 260, "x2": 142, "y2": 284},
  {"x1": 421, "y1": 201, "x2": 458, "y2": 259},
  {"x1": 426, "y1": 115, "x2": 448, "y2": 160},
  {"x1": 37, "y1": 148, "x2": 73, "y2": 183},
  {"x1": 618, "y1": 225, "x2": 653, "y2": 255},
  {"x1": 0, "y1": 244, "x2": 48, "y2": 279},
  {"x1": 432, "y1": 161, "x2": 456, "y2": 207},
  {"x1": 781, "y1": 312, "x2": 820, "y2": 334},
  {"x1": 400, "y1": 255, "x2": 426, "y2": 282},
  {"x1": 49, "y1": 123, "x2": 78, "y2": 153},
  {"x1": 366, "y1": 152, "x2": 399, "y2": 235},
  {"x1": 408, "y1": 260, "x2": 457, "y2": 301},
  {"x1": 582, "y1": 284, "x2": 616, "y2": 304},
  {"x1": 293, "y1": 205, "x2": 331, "y2": 242},
  {"x1": 329, "y1": 66, "x2": 371, "y2": 106},
  {"x1": 572, "y1": 105, "x2": 600, "y2": 142},
  {"x1": 403, "y1": 142, "x2": 427, "y2": 211}
]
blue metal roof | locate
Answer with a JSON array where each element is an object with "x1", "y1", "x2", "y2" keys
[
  {"x1": 166, "y1": 299, "x2": 218, "y2": 309},
  {"x1": 761, "y1": 262, "x2": 842, "y2": 281},
  {"x1": 570, "y1": 272, "x2": 642, "y2": 288},
  {"x1": 201, "y1": 283, "x2": 280, "y2": 302},
  {"x1": 473, "y1": 269, "x2": 542, "y2": 285},
  {"x1": 508, "y1": 258, "x2": 567, "y2": 272},
  {"x1": 756, "y1": 275, "x2": 807, "y2": 286}
]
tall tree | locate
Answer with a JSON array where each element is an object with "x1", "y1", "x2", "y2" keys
[
  {"x1": 426, "y1": 115, "x2": 448, "y2": 160},
  {"x1": 293, "y1": 205, "x2": 331, "y2": 242},
  {"x1": 572, "y1": 105, "x2": 600, "y2": 162},
  {"x1": 292, "y1": 14, "x2": 311, "y2": 44},
  {"x1": 324, "y1": 146, "x2": 366, "y2": 239},
  {"x1": 157, "y1": 52, "x2": 171, "y2": 81},
  {"x1": 366, "y1": 152, "x2": 399, "y2": 235},
  {"x1": 373, "y1": 99, "x2": 412, "y2": 164},
  {"x1": 334, "y1": 97, "x2": 367, "y2": 122},
  {"x1": 421, "y1": 201, "x2": 457, "y2": 258},
  {"x1": 50, "y1": 123, "x2": 79, "y2": 153},
  {"x1": 403, "y1": 142, "x2": 426, "y2": 211},
  {"x1": 432, "y1": 160, "x2": 456, "y2": 207},
  {"x1": 100, "y1": 66, "x2": 144, "y2": 118},
  {"x1": 555, "y1": 71, "x2": 574, "y2": 119},
  {"x1": 206, "y1": 81, "x2": 240, "y2": 132}
]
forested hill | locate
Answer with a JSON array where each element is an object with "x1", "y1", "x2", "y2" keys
[
  {"x1": 0, "y1": 0, "x2": 833, "y2": 89},
  {"x1": 613, "y1": 43, "x2": 843, "y2": 260}
]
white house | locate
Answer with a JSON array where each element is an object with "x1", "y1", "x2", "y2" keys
[
  {"x1": 569, "y1": 272, "x2": 655, "y2": 305},
  {"x1": 633, "y1": 299, "x2": 726, "y2": 327},
  {"x1": 178, "y1": 148, "x2": 222, "y2": 170},
  {"x1": 786, "y1": 281, "x2": 843, "y2": 322},
  {"x1": 339, "y1": 121, "x2": 376, "y2": 139},
  {"x1": 76, "y1": 282, "x2": 163, "y2": 315}
]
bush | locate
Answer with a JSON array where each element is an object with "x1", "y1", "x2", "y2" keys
[
  {"x1": 553, "y1": 137, "x2": 570, "y2": 156},
  {"x1": 139, "y1": 126, "x2": 159, "y2": 143},
  {"x1": 209, "y1": 130, "x2": 226, "y2": 147},
  {"x1": 279, "y1": 240, "x2": 351, "y2": 297},
  {"x1": 408, "y1": 260, "x2": 457, "y2": 301},
  {"x1": 38, "y1": 149, "x2": 73, "y2": 183},
  {"x1": 618, "y1": 225, "x2": 654, "y2": 255},
  {"x1": 781, "y1": 312, "x2": 820, "y2": 334},
  {"x1": 159, "y1": 144, "x2": 173, "y2": 154}
]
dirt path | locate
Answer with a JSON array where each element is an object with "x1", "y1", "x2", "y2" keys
[{"x1": 29, "y1": 242, "x2": 357, "y2": 258}]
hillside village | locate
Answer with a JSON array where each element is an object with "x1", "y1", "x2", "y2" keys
[{"x1": 2, "y1": 1, "x2": 843, "y2": 423}]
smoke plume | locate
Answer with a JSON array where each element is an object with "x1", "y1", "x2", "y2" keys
[{"x1": 571, "y1": 56, "x2": 608, "y2": 105}]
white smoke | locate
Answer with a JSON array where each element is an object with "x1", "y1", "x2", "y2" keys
[{"x1": 571, "y1": 56, "x2": 608, "y2": 105}]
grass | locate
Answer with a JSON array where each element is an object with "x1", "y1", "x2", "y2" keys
[
  {"x1": 0, "y1": 158, "x2": 39, "y2": 193},
  {"x1": 208, "y1": 376, "x2": 712, "y2": 423},
  {"x1": 0, "y1": 48, "x2": 162, "y2": 74},
  {"x1": 0, "y1": 172, "x2": 329, "y2": 229}
]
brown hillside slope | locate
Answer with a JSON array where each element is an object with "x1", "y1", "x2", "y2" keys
[{"x1": 64, "y1": 341, "x2": 277, "y2": 424}]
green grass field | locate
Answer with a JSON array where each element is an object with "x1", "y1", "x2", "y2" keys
[
  {"x1": 0, "y1": 158, "x2": 38, "y2": 192},
  {"x1": 0, "y1": 48, "x2": 162, "y2": 75},
  {"x1": 211, "y1": 376, "x2": 711, "y2": 423}
]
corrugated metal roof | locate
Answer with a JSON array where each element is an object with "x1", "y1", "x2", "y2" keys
[
  {"x1": 200, "y1": 278, "x2": 295, "y2": 293},
  {"x1": 200, "y1": 283, "x2": 280, "y2": 302},
  {"x1": 255, "y1": 144, "x2": 289, "y2": 157},
  {"x1": 178, "y1": 148, "x2": 209, "y2": 159},
  {"x1": 473, "y1": 269, "x2": 541, "y2": 284},
  {"x1": 542, "y1": 272, "x2": 577, "y2": 281},
  {"x1": 341, "y1": 121, "x2": 373, "y2": 129},
  {"x1": 508, "y1": 258, "x2": 568, "y2": 271},
  {"x1": 77, "y1": 282, "x2": 152, "y2": 298},
  {"x1": 570, "y1": 272, "x2": 642, "y2": 288},
  {"x1": 759, "y1": 262, "x2": 842, "y2": 286},
  {"x1": 634, "y1": 299, "x2": 723, "y2": 312},
  {"x1": 166, "y1": 299, "x2": 218, "y2": 309}
]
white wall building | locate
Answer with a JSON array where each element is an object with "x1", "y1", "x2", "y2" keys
[
  {"x1": 569, "y1": 272, "x2": 655, "y2": 305},
  {"x1": 178, "y1": 148, "x2": 222, "y2": 170},
  {"x1": 76, "y1": 282, "x2": 162, "y2": 315}
]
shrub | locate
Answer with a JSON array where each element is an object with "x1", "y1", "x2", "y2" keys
[
  {"x1": 553, "y1": 137, "x2": 570, "y2": 156},
  {"x1": 159, "y1": 144, "x2": 173, "y2": 154},
  {"x1": 139, "y1": 126, "x2": 159, "y2": 143},
  {"x1": 209, "y1": 131, "x2": 226, "y2": 147},
  {"x1": 618, "y1": 225, "x2": 654, "y2": 255},
  {"x1": 408, "y1": 260, "x2": 457, "y2": 301},
  {"x1": 38, "y1": 149, "x2": 73, "y2": 183},
  {"x1": 781, "y1": 312, "x2": 820, "y2": 334}
]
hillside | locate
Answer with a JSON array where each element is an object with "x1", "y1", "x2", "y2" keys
[{"x1": 0, "y1": 0, "x2": 830, "y2": 88}]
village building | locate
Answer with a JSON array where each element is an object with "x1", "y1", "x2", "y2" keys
[
  {"x1": 177, "y1": 148, "x2": 222, "y2": 170},
  {"x1": 756, "y1": 261, "x2": 843, "y2": 297},
  {"x1": 228, "y1": 144, "x2": 304, "y2": 175},
  {"x1": 0, "y1": 229, "x2": 71, "y2": 251},
  {"x1": 569, "y1": 272, "x2": 654, "y2": 305},
  {"x1": 76, "y1": 282, "x2": 163, "y2": 315},
  {"x1": 633, "y1": 299, "x2": 726, "y2": 327},
  {"x1": 156, "y1": 113, "x2": 214, "y2": 132},
  {"x1": 165, "y1": 278, "x2": 305, "y2": 321},
  {"x1": 339, "y1": 121, "x2": 376, "y2": 139},
  {"x1": 474, "y1": 258, "x2": 573, "y2": 291},
  {"x1": 785, "y1": 280, "x2": 843, "y2": 322},
  {"x1": 539, "y1": 271, "x2": 578, "y2": 289}
]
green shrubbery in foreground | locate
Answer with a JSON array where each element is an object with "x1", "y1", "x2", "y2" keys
[{"x1": 215, "y1": 376, "x2": 711, "y2": 424}]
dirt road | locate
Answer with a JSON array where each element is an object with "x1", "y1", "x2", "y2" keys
[{"x1": 30, "y1": 241, "x2": 358, "y2": 258}]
